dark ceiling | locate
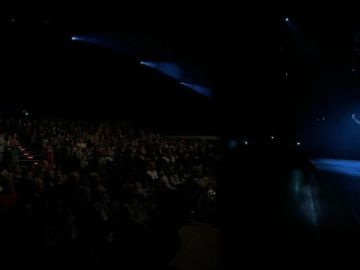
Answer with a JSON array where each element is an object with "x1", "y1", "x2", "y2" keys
[
  {"x1": 4, "y1": 3, "x2": 360, "y2": 136},
  {"x1": 1, "y1": 4, "x2": 213, "y2": 87}
]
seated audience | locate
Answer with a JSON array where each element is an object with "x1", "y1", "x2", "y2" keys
[{"x1": 0, "y1": 116, "x2": 220, "y2": 269}]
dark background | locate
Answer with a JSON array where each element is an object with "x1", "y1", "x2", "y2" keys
[
  {"x1": 2, "y1": 4, "x2": 360, "y2": 146},
  {"x1": 216, "y1": 3, "x2": 360, "y2": 158},
  {"x1": 0, "y1": 4, "x2": 214, "y2": 135}
]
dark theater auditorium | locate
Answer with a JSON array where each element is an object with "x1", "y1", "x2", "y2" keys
[{"x1": 4, "y1": 2, "x2": 360, "y2": 270}]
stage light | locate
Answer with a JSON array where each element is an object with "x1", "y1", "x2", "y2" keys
[
  {"x1": 25, "y1": 112, "x2": 29, "y2": 116},
  {"x1": 71, "y1": 36, "x2": 78, "y2": 41},
  {"x1": 296, "y1": 142, "x2": 301, "y2": 146},
  {"x1": 352, "y1": 68, "x2": 356, "y2": 72},
  {"x1": 271, "y1": 136, "x2": 275, "y2": 140},
  {"x1": 322, "y1": 117, "x2": 325, "y2": 121},
  {"x1": 244, "y1": 141, "x2": 248, "y2": 145},
  {"x1": 285, "y1": 17, "x2": 289, "y2": 22}
]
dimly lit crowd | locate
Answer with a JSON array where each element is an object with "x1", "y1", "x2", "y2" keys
[{"x1": 0, "y1": 117, "x2": 220, "y2": 269}]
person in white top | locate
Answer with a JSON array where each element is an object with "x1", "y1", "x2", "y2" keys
[
  {"x1": 160, "y1": 166, "x2": 176, "y2": 191},
  {"x1": 170, "y1": 174, "x2": 182, "y2": 187},
  {"x1": 160, "y1": 174, "x2": 176, "y2": 190},
  {"x1": 146, "y1": 161, "x2": 159, "y2": 181}
]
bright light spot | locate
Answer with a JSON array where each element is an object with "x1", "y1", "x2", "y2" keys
[
  {"x1": 271, "y1": 136, "x2": 275, "y2": 140},
  {"x1": 71, "y1": 36, "x2": 78, "y2": 41},
  {"x1": 285, "y1": 17, "x2": 289, "y2": 22},
  {"x1": 322, "y1": 117, "x2": 325, "y2": 120},
  {"x1": 244, "y1": 141, "x2": 249, "y2": 145},
  {"x1": 297, "y1": 142, "x2": 301, "y2": 146},
  {"x1": 25, "y1": 112, "x2": 29, "y2": 116},
  {"x1": 139, "y1": 61, "x2": 157, "y2": 68},
  {"x1": 285, "y1": 72, "x2": 288, "y2": 77},
  {"x1": 352, "y1": 68, "x2": 356, "y2": 72}
]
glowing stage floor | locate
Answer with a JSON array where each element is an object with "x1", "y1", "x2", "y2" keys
[
  {"x1": 312, "y1": 158, "x2": 360, "y2": 223},
  {"x1": 312, "y1": 159, "x2": 360, "y2": 178}
]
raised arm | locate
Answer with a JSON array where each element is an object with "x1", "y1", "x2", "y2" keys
[{"x1": 352, "y1": 114, "x2": 360, "y2": 124}]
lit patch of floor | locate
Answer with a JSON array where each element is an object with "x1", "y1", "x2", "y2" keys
[
  {"x1": 290, "y1": 169, "x2": 319, "y2": 227},
  {"x1": 312, "y1": 159, "x2": 360, "y2": 177},
  {"x1": 312, "y1": 158, "x2": 360, "y2": 224}
]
